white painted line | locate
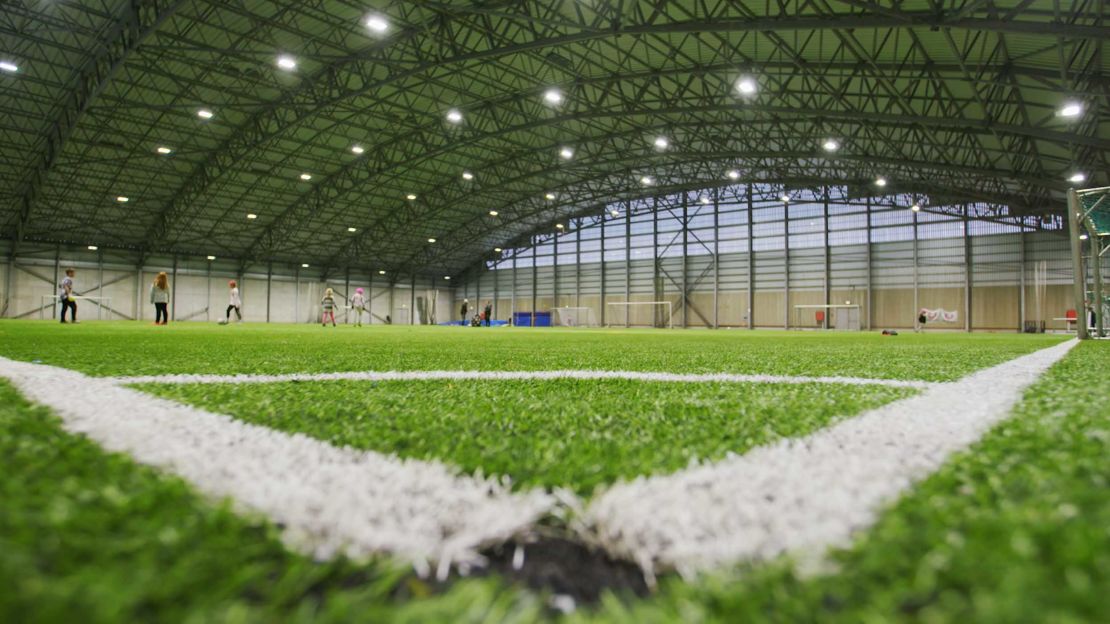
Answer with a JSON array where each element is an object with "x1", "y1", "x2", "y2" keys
[
  {"x1": 110, "y1": 369, "x2": 941, "y2": 390},
  {"x1": 580, "y1": 339, "x2": 1078, "y2": 580},
  {"x1": 0, "y1": 356, "x2": 556, "y2": 573}
]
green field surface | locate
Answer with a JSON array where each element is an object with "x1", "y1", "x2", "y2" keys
[
  {"x1": 144, "y1": 379, "x2": 914, "y2": 493},
  {"x1": 0, "y1": 321, "x2": 1065, "y2": 381}
]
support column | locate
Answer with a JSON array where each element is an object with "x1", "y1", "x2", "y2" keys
[
  {"x1": 1066, "y1": 190, "x2": 1090, "y2": 338},
  {"x1": 600, "y1": 218, "x2": 606, "y2": 326},
  {"x1": 267, "y1": 263, "x2": 273, "y2": 324},
  {"x1": 747, "y1": 185, "x2": 754, "y2": 330},
  {"x1": 343, "y1": 268, "x2": 350, "y2": 325},
  {"x1": 625, "y1": 202, "x2": 631, "y2": 328},
  {"x1": 410, "y1": 274, "x2": 416, "y2": 325},
  {"x1": 912, "y1": 206, "x2": 919, "y2": 332},
  {"x1": 53, "y1": 245, "x2": 60, "y2": 321},
  {"x1": 964, "y1": 205, "x2": 972, "y2": 332},
  {"x1": 511, "y1": 254, "x2": 517, "y2": 325},
  {"x1": 1018, "y1": 230, "x2": 1026, "y2": 332},
  {"x1": 3, "y1": 253, "x2": 15, "y2": 318},
  {"x1": 294, "y1": 265, "x2": 300, "y2": 324},
  {"x1": 553, "y1": 232, "x2": 559, "y2": 310},
  {"x1": 784, "y1": 198, "x2": 790, "y2": 330},
  {"x1": 97, "y1": 250, "x2": 104, "y2": 321},
  {"x1": 866, "y1": 196, "x2": 873, "y2": 330},
  {"x1": 368, "y1": 271, "x2": 374, "y2": 324},
  {"x1": 531, "y1": 243, "x2": 538, "y2": 326},
  {"x1": 170, "y1": 254, "x2": 178, "y2": 322},
  {"x1": 712, "y1": 187, "x2": 719, "y2": 329},
  {"x1": 682, "y1": 194, "x2": 688, "y2": 329},
  {"x1": 823, "y1": 187, "x2": 830, "y2": 330}
]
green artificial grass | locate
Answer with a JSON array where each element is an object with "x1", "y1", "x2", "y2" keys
[
  {"x1": 144, "y1": 379, "x2": 914, "y2": 494},
  {"x1": 0, "y1": 321, "x2": 1064, "y2": 381},
  {"x1": 0, "y1": 379, "x2": 543, "y2": 624},
  {"x1": 571, "y1": 340, "x2": 1110, "y2": 623}
]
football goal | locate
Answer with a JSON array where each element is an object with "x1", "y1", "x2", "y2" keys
[
  {"x1": 551, "y1": 307, "x2": 600, "y2": 328},
  {"x1": 792, "y1": 304, "x2": 861, "y2": 330},
  {"x1": 605, "y1": 301, "x2": 674, "y2": 329}
]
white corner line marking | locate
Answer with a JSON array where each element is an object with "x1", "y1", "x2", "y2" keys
[
  {"x1": 0, "y1": 356, "x2": 556, "y2": 574},
  {"x1": 108, "y1": 369, "x2": 941, "y2": 390},
  {"x1": 580, "y1": 339, "x2": 1079, "y2": 579}
]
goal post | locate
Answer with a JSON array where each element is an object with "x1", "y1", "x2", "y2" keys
[
  {"x1": 791, "y1": 304, "x2": 861, "y2": 330},
  {"x1": 605, "y1": 301, "x2": 674, "y2": 329},
  {"x1": 551, "y1": 307, "x2": 600, "y2": 328}
]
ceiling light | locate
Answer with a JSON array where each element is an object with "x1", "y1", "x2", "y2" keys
[
  {"x1": 653, "y1": 136, "x2": 669, "y2": 150},
  {"x1": 1079, "y1": 233, "x2": 1089, "y2": 241},
  {"x1": 700, "y1": 197, "x2": 711, "y2": 205},
  {"x1": 1068, "y1": 172, "x2": 1086, "y2": 184},
  {"x1": 555, "y1": 223, "x2": 564, "y2": 229},
  {"x1": 365, "y1": 15, "x2": 388, "y2": 33},
  {"x1": 446, "y1": 109, "x2": 463, "y2": 123},
  {"x1": 875, "y1": 177, "x2": 887, "y2": 187},
  {"x1": 610, "y1": 210, "x2": 619, "y2": 217},
  {"x1": 302, "y1": 263, "x2": 310, "y2": 268},
  {"x1": 197, "y1": 109, "x2": 213, "y2": 119},
  {"x1": 207, "y1": 255, "x2": 216, "y2": 261},
  {"x1": 822, "y1": 139, "x2": 840, "y2": 152},
  {"x1": 1058, "y1": 102, "x2": 1083, "y2": 118},
  {"x1": 559, "y1": 147, "x2": 574, "y2": 160},
  {"x1": 0, "y1": 61, "x2": 18, "y2": 73},
  {"x1": 406, "y1": 193, "x2": 417, "y2": 200},
  {"x1": 911, "y1": 203, "x2": 921, "y2": 212},
  {"x1": 444, "y1": 276, "x2": 451, "y2": 280},
  {"x1": 116, "y1": 196, "x2": 129, "y2": 202},
  {"x1": 544, "y1": 193, "x2": 556, "y2": 200},
  {"x1": 726, "y1": 170, "x2": 741, "y2": 180},
  {"x1": 461, "y1": 171, "x2": 474, "y2": 180},
  {"x1": 87, "y1": 245, "x2": 98, "y2": 251},
  {"x1": 156, "y1": 146, "x2": 172, "y2": 154},
  {"x1": 543, "y1": 88, "x2": 563, "y2": 105},
  {"x1": 347, "y1": 227, "x2": 357, "y2": 232},
  {"x1": 781, "y1": 195, "x2": 790, "y2": 203},
  {"x1": 736, "y1": 76, "x2": 757, "y2": 95},
  {"x1": 300, "y1": 173, "x2": 312, "y2": 181},
  {"x1": 351, "y1": 145, "x2": 365, "y2": 155},
  {"x1": 378, "y1": 270, "x2": 386, "y2": 275},
  {"x1": 276, "y1": 56, "x2": 297, "y2": 70},
  {"x1": 640, "y1": 176, "x2": 654, "y2": 186},
  {"x1": 247, "y1": 213, "x2": 257, "y2": 219},
  {"x1": 494, "y1": 247, "x2": 502, "y2": 252},
  {"x1": 489, "y1": 210, "x2": 499, "y2": 216},
  {"x1": 427, "y1": 238, "x2": 436, "y2": 243}
]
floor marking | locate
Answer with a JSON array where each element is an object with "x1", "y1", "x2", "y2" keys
[
  {"x1": 0, "y1": 356, "x2": 556, "y2": 572},
  {"x1": 110, "y1": 369, "x2": 941, "y2": 390},
  {"x1": 581, "y1": 339, "x2": 1079, "y2": 579}
]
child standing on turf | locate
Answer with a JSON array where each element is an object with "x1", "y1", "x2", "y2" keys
[
  {"x1": 320, "y1": 288, "x2": 338, "y2": 327},
  {"x1": 350, "y1": 287, "x2": 367, "y2": 326},
  {"x1": 58, "y1": 268, "x2": 77, "y2": 323},
  {"x1": 224, "y1": 280, "x2": 242, "y2": 323},
  {"x1": 150, "y1": 271, "x2": 170, "y2": 325}
]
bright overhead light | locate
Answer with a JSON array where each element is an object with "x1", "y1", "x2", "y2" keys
[
  {"x1": 365, "y1": 15, "x2": 388, "y2": 33},
  {"x1": 543, "y1": 88, "x2": 563, "y2": 105},
  {"x1": 406, "y1": 193, "x2": 417, "y2": 200},
  {"x1": 444, "y1": 276, "x2": 451, "y2": 280},
  {"x1": 300, "y1": 173, "x2": 312, "y2": 181},
  {"x1": 488, "y1": 210, "x2": 499, "y2": 216},
  {"x1": 544, "y1": 192, "x2": 556, "y2": 200},
  {"x1": 610, "y1": 210, "x2": 619, "y2": 217},
  {"x1": 494, "y1": 247, "x2": 502, "y2": 252},
  {"x1": 156, "y1": 146, "x2": 172, "y2": 154},
  {"x1": 197, "y1": 109, "x2": 214, "y2": 119},
  {"x1": 427, "y1": 238, "x2": 436, "y2": 243},
  {"x1": 302, "y1": 263, "x2": 310, "y2": 268},
  {"x1": 1079, "y1": 233, "x2": 1089, "y2": 241},
  {"x1": 911, "y1": 203, "x2": 921, "y2": 212},
  {"x1": 207, "y1": 255, "x2": 216, "y2": 261},
  {"x1": 379, "y1": 270, "x2": 386, "y2": 275},
  {"x1": 875, "y1": 177, "x2": 887, "y2": 187},
  {"x1": 461, "y1": 171, "x2": 474, "y2": 180},
  {"x1": 276, "y1": 56, "x2": 297, "y2": 70},
  {"x1": 87, "y1": 245, "x2": 98, "y2": 251},
  {"x1": 726, "y1": 169, "x2": 741, "y2": 180},
  {"x1": 347, "y1": 227, "x2": 357, "y2": 232},
  {"x1": 640, "y1": 175, "x2": 654, "y2": 186},
  {"x1": 446, "y1": 108, "x2": 463, "y2": 123},
  {"x1": 653, "y1": 136, "x2": 669, "y2": 150},
  {"x1": 559, "y1": 147, "x2": 574, "y2": 160},
  {"x1": 822, "y1": 139, "x2": 840, "y2": 152},
  {"x1": 1058, "y1": 102, "x2": 1083, "y2": 118},
  {"x1": 555, "y1": 223, "x2": 564, "y2": 229},
  {"x1": 247, "y1": 213, "x2": 258, "y2": 219},
  {"x1": 700, "y1": 196, "x2": 711, "y2": 205},
  {"x1": 351, "y1": 145, "x2": 365, "y2": 155},
  {"x1": 780, "y1": 194, "x2": 790, "y2": 203},
  {"x1": 116, "y1": 196, "x2": 129, "y2": 203},
  {"x1": 736, "y1": 76, "x2": 757, "y2": 95},
  {"x1": 0, "y1": 61, "x2": 18, "y2": 73},
  {"x1": 1068, "y1": 172, "x2": 1086, "y2": 183}
]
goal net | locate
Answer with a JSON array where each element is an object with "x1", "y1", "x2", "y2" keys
[
  {"x1": 606, "y1": 301, "x2": 674, "y2": 329},
  {"x1": 551, "y1": 307, "x2": 599, "y2": 328}
]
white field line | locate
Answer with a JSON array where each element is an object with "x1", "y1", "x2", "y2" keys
[
  {"x1": 581, "y1": 339, "x2": 1079, "y2": 580},
  {"x1": 109, "y1": 369, "x2": 941, "y2": 390},
  {"x1": 0, "y1": 356, "x2": 556, "y2": 576}
]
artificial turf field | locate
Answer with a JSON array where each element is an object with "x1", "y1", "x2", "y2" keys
[{"x1": 1, "y1": 321, "x2": 1107, "y2": 623}]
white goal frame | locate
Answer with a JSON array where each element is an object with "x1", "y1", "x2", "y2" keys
[
  {"x1": 551, "y1": 307, "x2": 599, "y2": 328},
  {"x1": 605, "y1": 301, "x2": 674, "y2": 329},
  {"x1": 792, "y1": 304, "x2": 861, "y2": 331}
]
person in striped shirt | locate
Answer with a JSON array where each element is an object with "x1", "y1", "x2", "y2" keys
[{"x1": 320, "y1": 288, "x2": 338, "y2": 327}]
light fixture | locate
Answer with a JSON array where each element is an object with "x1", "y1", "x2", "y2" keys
[
  {"x1": 347, "y1": 227, "x2": 357, "y2": 232},
  {"x1": 653, "y1": 136, "x2": 669, "y2": 150},
  {"x1": 640, "y1": 175, "x2": 654, "y2": 186},
  {"x1": 0, "y1": 61, "x2": 18, "y2": 73},
  {"x1": 444, "y1": 276, "x2": 451, "y2": 280},
  {"x1": 461, "y1": 171, "x2": 474, "y2": 180},
  {"x1": 911, "y1": 203, "x2": 921, "y2": 212},
  {"x1": 781, "y1": 194, "x2": 790, "y2": 203},
  {"x1": 87, "y1": 245, "x2": 98, "y2": 251},
  {"x1": 379, "y1": 270, "x2": 386, "y2": 275},
  {"x1": 736, "y1": 76, "x2": 757, "y2": 95},
  {"x1": 555, "y1": 223, "x2": 564, "y2": 229},
  {"x1": 610, "y1": 210, "x2": 619, "y2": 217},
  {"x1": 302, "y1": 263, "x2": 310, "y2": 268},
  {"x1": 406, "y1": 193, "x2": 417, "y2": 200},
  {"x1": 875, "y1": 177, "x2": 887, "y2": 187},
  {"x1": 197, "y1": 109, "x2": 214, "y2": 119},
  {"x1": 276, "y1": 56, "x2": 297, "y2": 70},
  {"x1": 446, "y1": 109, "x2": 463, "y2": 123},
  {"x1": 300, "y1": 173, "x2": 312, "y2": 181},
  {"x1": 494, "y1": 247, "x2": 502, "y2": 252},
  {"x1": 822, "y1": 139, "x2": 840, "y2": 152},
  {"x1": 1058, "y1": 102, "x2": 1083, "y2": 118},
  {"x1": 545, "y1": 192, "x2": 556, "y2": 200},
  {"x1": 156, "y1": 146, "x2": 172, "y2": 154},
  {"x1": 247, "y1": 213, "x2": 258, "y2": 219},
  {"x1": 116, "y1": 196, "x2": 129, "y2": 202},
  {"x1": 1068, "y1": 172, "x2": 1087, "y2": 184},
  {"x1": 700, "y1": 197, "x2": 711, "y2": 205},
  {"x1": 428, "y1": 238, "x2": 436, "y2": 243},
  {"x1": 351, "y1": 145, "x2": 365, "y2": 155},
  {"x1": 365, "y1": 15, "x2": 388, "y2": 33},
  {"x1": 489, "y1": 210, "x2": 499, "y2": 216},
  {"x1": 207, "y1": 255, "x2": 216, "y2": 261},
  {"x1": 543, "y1": 88, "x2": 563, "y2": 105},
  {"x1": 1079, "y1": 233, "x2": 1089, "y2": 241},
  {"x1": 726, "y1": 170, "x2": 741, "y2": 180}
]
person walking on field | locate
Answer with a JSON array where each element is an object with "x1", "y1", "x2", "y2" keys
[
  {"x1": 483, "y1": 301, "x2": 492, "y2": 327},
  {"x1": 350, "y1": 287, "x2": 367, "y2": 327},
  {"x1": 320, "y1": 288, "x2": 338, "y2": 327},
  {"x1": 58, "y1": 268, "x2": 78, "y2": 323},
  {"x1": 221, "y1": 280, "x2": 242, "y2": 324},
  {"x1": 460, "y1": 298, "x2": 469, "y2": 325},
  {"x1": 150, "y1": 272, "x2": 170, "y2": 325}
]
